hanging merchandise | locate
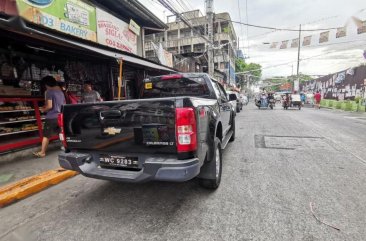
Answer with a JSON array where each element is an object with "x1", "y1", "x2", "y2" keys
[
  {"x1": 31, "y1": 64, "x2": 41, "y2": 80},
  {"x1": 346, "y1": 68, "x2": 354, "y2": 75},
  {"x1": 335, "y1": 72, "x2": 346, "y2": 84},
  {"x1": 41, "y1": 68, "x2": 51, "y2": 78}
]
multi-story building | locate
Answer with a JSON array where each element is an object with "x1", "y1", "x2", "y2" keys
[{"x1": 144, "y1": 10, "x2": 237, "y2": 84}]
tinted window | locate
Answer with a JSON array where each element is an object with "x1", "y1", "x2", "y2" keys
[
  {"x1": 141, "y1": 77, "x2": 210, "y2": 99},
  {"x1": 217, "y1": 83, "x2": 228, "y2": 101},
  {"x1": 211, "y1": 81, "x2": 221, "y2": 98}
]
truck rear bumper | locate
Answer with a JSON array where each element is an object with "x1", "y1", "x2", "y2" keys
[{"x1": 59, "y1": 152, "x2": 200, "y2": 183}]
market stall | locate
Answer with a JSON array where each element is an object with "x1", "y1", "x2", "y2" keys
[{"x1": 0, "y1": 29, "x2": 112, "y2": 153}]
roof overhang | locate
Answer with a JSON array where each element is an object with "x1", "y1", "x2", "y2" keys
[{"x1": 0, "y1": 16, "x2": 175, "y2": 72}]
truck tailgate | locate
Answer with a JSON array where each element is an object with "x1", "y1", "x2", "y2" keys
[{"x1": 62, "y1": 99, "x2": 177, "y2": 154}]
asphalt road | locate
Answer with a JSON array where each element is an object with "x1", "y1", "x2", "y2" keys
[{"x1": 1, "y1": 104, "x2": 366, "y2": 241}]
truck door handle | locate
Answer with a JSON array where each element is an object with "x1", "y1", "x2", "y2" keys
[{"x1": 100, "y1": 110, "x2": 122, "y2": 120}]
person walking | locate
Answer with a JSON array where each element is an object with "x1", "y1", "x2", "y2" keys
[
  {"x1": 33, "y1": 76, "x2": 65, "y2": 158},
  {"x1": 81, "y1": 81, "x2": 102, "y2": 103},
  {"x1": 314, "y1": 91, "x2": 322, "y2": 109}
]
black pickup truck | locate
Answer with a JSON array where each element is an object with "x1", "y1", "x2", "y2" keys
[{"x1": 58, "y1": 73, "x2": 236, "y2": 189}]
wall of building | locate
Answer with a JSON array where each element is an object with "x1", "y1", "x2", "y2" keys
[{"x1": 144, "y1": 10, "x2": 237, "y2": 81}]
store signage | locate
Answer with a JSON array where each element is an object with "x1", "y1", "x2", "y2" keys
[
  {"x1": 96, "y1": 8, "x2": 137, "y2": 54},
  {"x1": 129, "y1": 19, "x2": 140, "y2": 36},
  {"x1": 16, "y1": 0, "x2": 97, "y2": 42}
]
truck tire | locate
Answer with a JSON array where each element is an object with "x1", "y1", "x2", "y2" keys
[
  {"x1": 229, "y1": 116, "x2": 235, "y2": 142},
  {"x1": 199, "y1": 137, "x2": 222, "y2": 189}
]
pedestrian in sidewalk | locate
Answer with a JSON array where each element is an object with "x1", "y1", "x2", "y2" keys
[
  {"x1": 33, "y1": 76, "x2": 65, "y2": 158},
  {"x1": 81, "y1": 81, "x2": 102, "y2": 103},
  {"x1": 314, "y1": 91, "x2": 322, "y2": 109}
]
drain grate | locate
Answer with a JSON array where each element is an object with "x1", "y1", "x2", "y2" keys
[{"x1": 255, "y1": 135, "x2": 336, "y2": 150}]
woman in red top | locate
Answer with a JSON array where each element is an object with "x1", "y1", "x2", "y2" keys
[{"x1": 314, "y1": 91, "x2": 321, "y2": 109}]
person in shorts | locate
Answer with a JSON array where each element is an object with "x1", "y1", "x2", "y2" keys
[{"x1": 33, "y1": 76, "x2": 65, "y2": 158}]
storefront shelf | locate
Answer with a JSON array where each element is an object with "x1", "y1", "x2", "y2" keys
[
  {"x1": 0, "y1": 129, "x2": 38, "y2": 137},
  {"x1": 0, "y1": 109, "x2": 35, "y2": 113},
  {"x1": 0, "y1": 118, "x2": 45, "y2": 125}
]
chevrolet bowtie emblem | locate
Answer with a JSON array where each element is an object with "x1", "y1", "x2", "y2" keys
[{"x1": 104, "y1": 127, "x2": 121, "y2": 135}]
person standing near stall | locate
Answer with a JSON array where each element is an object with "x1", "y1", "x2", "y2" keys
[
  {"x1": 81, "y1": 81, "x2": 102, "y2": 103},
  {"x1": 33, "y1": 76, "x2": 65, "y2": 158}
]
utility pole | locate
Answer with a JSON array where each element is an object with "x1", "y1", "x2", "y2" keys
[
  {"x1": 206, "y1": 0, "x2": 214, "y2": 77},
  {"x1": 295, "y1": 24, "x2": 301, "y2": 92}
]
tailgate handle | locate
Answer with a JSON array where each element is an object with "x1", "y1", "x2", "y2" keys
[{"x1": 100, "y1": 110, "x2": 122, "y2": 120}]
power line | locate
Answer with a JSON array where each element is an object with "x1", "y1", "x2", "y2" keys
[
  {"x1": 248, "y1": 15, "x2": 341, "y2": 39},
  {"x1": 236, "y1": 42, "x2": 366, "y2": 75},
  {"x1": 218, "y1": 18, "x2": 340, "y2": 32},
  {"x1": 243, "y1": 39, "x2": 366, "y2": 50}
]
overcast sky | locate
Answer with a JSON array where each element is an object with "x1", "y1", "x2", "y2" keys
[{"x1": 139, "y1": 0, "x2": 366, "y2": 78}]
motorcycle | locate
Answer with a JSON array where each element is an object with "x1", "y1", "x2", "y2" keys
[
  {"x1": 255, "y1": 94, "x2": 269, "y2": 109},
  {"x1": 268, "y1": 98, "x2": 275, "y2": 110}
]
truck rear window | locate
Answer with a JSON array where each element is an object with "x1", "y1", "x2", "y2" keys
[{"x1": 140, "y1": 76, "x2": 210, "y2": 99}]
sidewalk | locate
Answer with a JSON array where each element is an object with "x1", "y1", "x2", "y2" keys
[{"x1": 0, "y1": 146, "x2": 61, "y2": 187}]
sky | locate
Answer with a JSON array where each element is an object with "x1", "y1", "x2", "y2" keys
[{"x1": 138, "y1": 0, "x2": 366, "y2": 78}]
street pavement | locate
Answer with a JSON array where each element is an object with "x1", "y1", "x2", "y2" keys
[{"x1": 1, "y1": 104, "x2": 366, "y2": 241}]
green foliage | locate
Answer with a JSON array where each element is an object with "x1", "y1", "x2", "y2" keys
[
  {"x1": 287, "y1": 74, "x2": 313, "y2": 83},
  {"x1": 235, "y1": 59, "x2": 262, "y2": 78},
  {"x1": 223, "y1": 27, "x2": 231, "y2": 34},
  {"x1": 354, "y1": 96, "x2": 361, "y2": 104},
  {"x1": 235, "y1": 58, "x2": 262, "y2": 89}
]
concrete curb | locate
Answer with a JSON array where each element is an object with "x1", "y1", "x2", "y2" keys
[{"x1": 0, "y1": 168, "x2": 78, "y2": 207}]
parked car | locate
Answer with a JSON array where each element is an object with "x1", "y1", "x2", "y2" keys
[
  {"x1": 58, "y1": 73, "x2": 236, "y2": 189},
  {"x1": 226, "y1": 91, "x2": 241, "y2": 112}
]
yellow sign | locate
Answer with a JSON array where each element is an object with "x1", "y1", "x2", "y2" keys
[{"x1": 145, "y1": 83, "x2": 152, "y2": 89}]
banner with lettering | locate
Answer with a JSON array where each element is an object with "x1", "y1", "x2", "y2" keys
[
  {"x1": 302, "y1": 36, "x2": 312, "y2": 46},
  {"x1": 270, "y1": 42, "x2": 278, "y2": 49},
  {"x1": 280, "y1": 40, "x2": 289, "y2": 49},
  {"x1": 16, "y1": 0, "x2": 97, "y2": 42},
  {"x1": 96, "y1": 8, "x2": 137, "y2": 54},
  {"x1": 319, "y1": 31, "x2": 329, "y2": 43},
  {"x1": 357, "y1": 20, "x2": 366, "y2": 34},
  {"x1": 336, "y1": 27, "x2": 346, "y2": 38},
  {"x1": 290, "y1": 38, "x2": 299, "y2": 48}
]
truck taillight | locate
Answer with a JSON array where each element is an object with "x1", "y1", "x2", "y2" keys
[
  {"x1": 57, "y1": 113, "x2": 67, "y2": 148},
  {"x1": 176, "y1": 108, "x2": 197, "y2": 153}
]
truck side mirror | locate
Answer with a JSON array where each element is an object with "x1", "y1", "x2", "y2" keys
[{"x1": 229, "y1": 94, "x2": 237, "y2": 101}]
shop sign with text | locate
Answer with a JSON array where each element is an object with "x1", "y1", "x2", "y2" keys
[
  {"x1": 96, "y1": 8, "x2": 137, "y2": 54},
  {"x1": 16, "y1": 0, "x2": 97, "y2": 42}
]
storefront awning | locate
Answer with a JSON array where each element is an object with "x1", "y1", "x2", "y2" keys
[{"x1": 0, "y1": 17, "x2": 176, "y2": 73}]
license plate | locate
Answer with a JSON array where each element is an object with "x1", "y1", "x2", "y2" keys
[{"x1": 99, "y1": 155, "x2": 139, "y2": 169}]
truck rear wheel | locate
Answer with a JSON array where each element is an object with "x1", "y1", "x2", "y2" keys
[
  {"x1": 229, "y1": 117, "x2": 235, "y2": 142},
  {"x1": 199, "y1": 137, "x2": 222, "y2": 189}
]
